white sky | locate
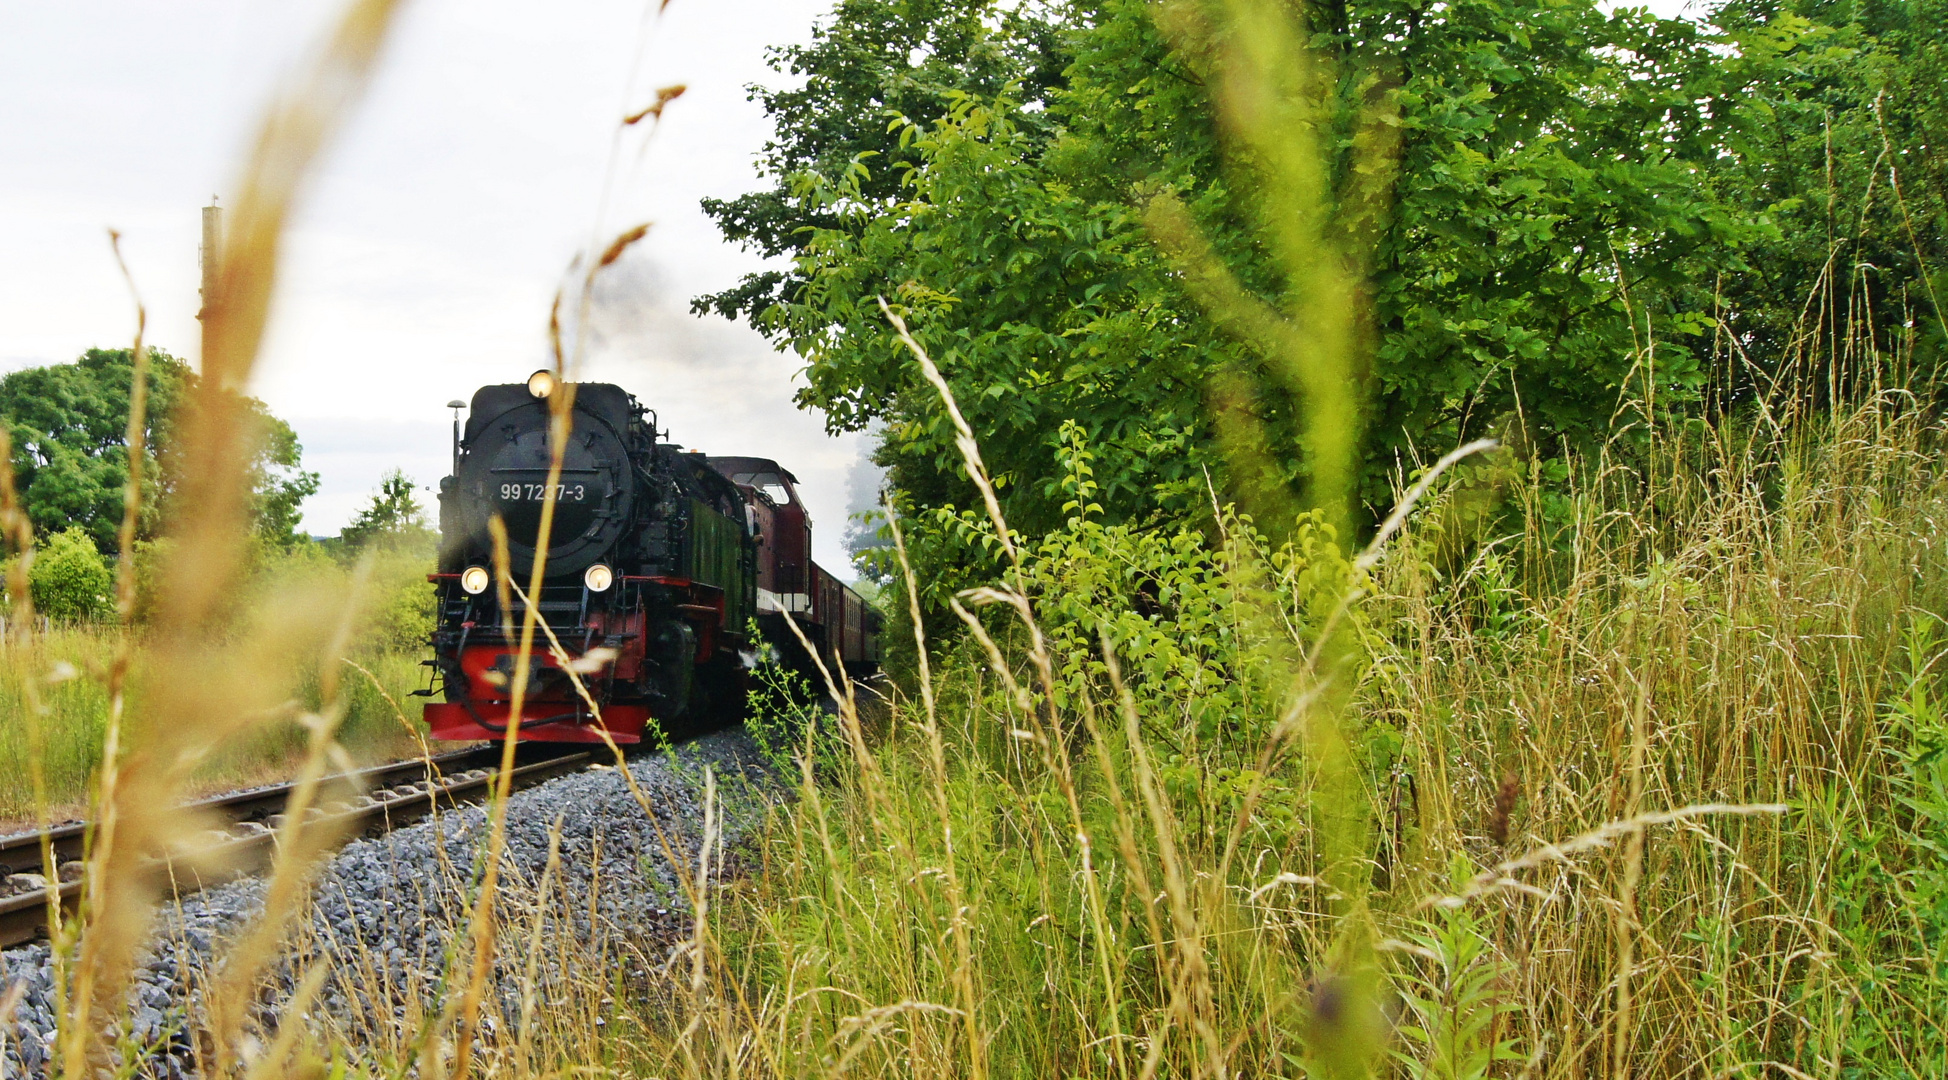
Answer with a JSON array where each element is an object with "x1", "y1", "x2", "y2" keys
[{"x1": 0, "y1": 0, "x2": 870, "y2": 571}]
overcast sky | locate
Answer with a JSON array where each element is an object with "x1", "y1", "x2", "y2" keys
[{"x1": 0, "y1": 0, "x2": 872, "y2": 571}]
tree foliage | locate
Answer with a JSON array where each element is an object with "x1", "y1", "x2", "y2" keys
[
  {"x1": 0, "y1": 348, "x2": 186, "y2": 551},
  {"x1": 339, "y1": 469, "x2": 433, "y2": 552},
  {"x1": 26, "y1": 525, "x2": 113, "y2": 623},
  {"x1": 697, "y1": 0, "x2": 1071, "y2": 329},
  {"x1": 0, "y1": 348, "x2": 321, "y2": 552},
  {"x1": 1706, "y1": 0, "x2": 1948, "y2": 402},
  {"x1": 704, "y1": 0, "x2": 1945, "y2": 583},
  {"x1": 242, "y1": 407, "x2": 321, "y2": 550}
]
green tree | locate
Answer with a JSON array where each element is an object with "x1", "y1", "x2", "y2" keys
[
  {"x1": 695, "y1": 0, "x2": 1072, "y2": 338},
  {"x1": 241, "y1": 408, "x2": 321, "y2": 550},
  {"x1": 27, "y1": 525, "x2": 113, "y2": 623},
  {"x1": 1703, "y1": 0, "x2": 1948, "y2": 401},
  {"x1": 714, "y1": 0, "x2": 1756, "y2": 537},
  {"x1": 340, "y1": 469, "x2": 433, "y2": 551},
  {"x1": 0, "y1": 348, "x2": 188, "y2": 550},
  {"x1": 0, "y1": 347, "x2": 321, "y2": 551},
  {"x1": 705, "y1": 0, "x2": 1942, "y2": 583}
]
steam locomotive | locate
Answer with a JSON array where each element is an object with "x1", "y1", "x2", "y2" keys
[{"x1": 420, "y1": 370, "x2": 880, "y2": 744}]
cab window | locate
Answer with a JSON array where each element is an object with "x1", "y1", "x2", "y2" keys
[{"x1": 732, "y1": 471, "x2": 792, "y2": 505}]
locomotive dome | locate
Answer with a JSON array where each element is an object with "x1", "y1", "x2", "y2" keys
[{"x1": 452, "y1": 379, "x2": 642, "y2": 578}]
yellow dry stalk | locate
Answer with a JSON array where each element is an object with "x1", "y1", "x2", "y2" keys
[
  {"x1": 881, "y1": 299, "x2": 1129, "y2": 1077},
  {"x1": 884, "y1": 506, "x2": 988, "y2": 1079},
  {"x1": 54, "y1": 2, "x2": 408, "y2": 1075},
  {"x1": 449, "y1": 16, "x2": 686, "y2": 1065},
  {"x1": 204, "y1": 561, "x2": 373, "y2": 1072}
]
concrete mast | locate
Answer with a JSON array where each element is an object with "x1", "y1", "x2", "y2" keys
[{"x1": 198, "y1": 198, "x2": 221, "y2": 358}]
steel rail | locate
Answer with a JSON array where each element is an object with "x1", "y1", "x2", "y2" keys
[
  {"x1": 0, "y1": 746, "x2": 596, "y2": 949},
  {"x1": 0, "y1": 746, "x2": 501, "y2": 878}
]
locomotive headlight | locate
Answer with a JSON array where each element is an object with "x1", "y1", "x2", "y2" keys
[
  {"x1": 460, "y1": 565, "x2": 491, "y2": 595},
  {"x1": 526, "y1": 369, "x2": 558, "y2": 399},
  {"x1": 583, "y1": 563, "x2": 615, "y2": 593}
]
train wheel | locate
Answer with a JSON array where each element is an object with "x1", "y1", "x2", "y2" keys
[{"x1": 689, "y1": 655, "x2": 747, "y2": 731}]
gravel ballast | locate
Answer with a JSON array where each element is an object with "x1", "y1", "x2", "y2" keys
[{"x1": 0, "y1": 728, "x2": 776, "y2": 1078}]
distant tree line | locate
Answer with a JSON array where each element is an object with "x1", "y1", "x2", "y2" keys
[
  {"x1": 331, "y1": 469, "x2": 434, "y2": 553},
  {"x1": 0, "y1": 348, "x2": 433, "y2": 622},
  {"x1": 0, "y1": 347, "x2": 317, "y2": 554}
]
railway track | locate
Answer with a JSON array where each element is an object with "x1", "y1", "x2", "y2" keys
[{"x1": 0, "y1": 745, "x2": 597, "y2": 949}]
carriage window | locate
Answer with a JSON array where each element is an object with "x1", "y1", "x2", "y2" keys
[{"x1": 732, "y1": 471, "x2": 792, "y2": 505}]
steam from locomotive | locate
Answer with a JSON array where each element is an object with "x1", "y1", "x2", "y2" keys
[{"x1": 421, "y1": 373, "x2": 879, "y2": 744}]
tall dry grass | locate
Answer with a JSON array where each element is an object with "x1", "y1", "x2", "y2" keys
[
  {"x1": 0, "y1": 2, "x2": 442, "y2": 1077},
  {"x1": 619, "y1": 0, "x2": 1948, "y2": 1061},
  {"x1": 0, "y1": 0, "x2": 707, "y2": 1075},
  {"x1": 8, "y1": 0, "x2": 1944, "y2": 1077},
  {"x1": 0, "y1": 623, "x2": 434, "y2": 829},
  {"x1": 628, "y1": 398, "x2": 1948, "y2": 1080}
]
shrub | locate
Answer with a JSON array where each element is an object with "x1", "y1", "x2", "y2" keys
[
  {"x1": 360, "y1": 549, "x2": 435, "y2": 654},
  {"x1": 28, "y1": 526, "x2": 113, "y2": 623}
]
